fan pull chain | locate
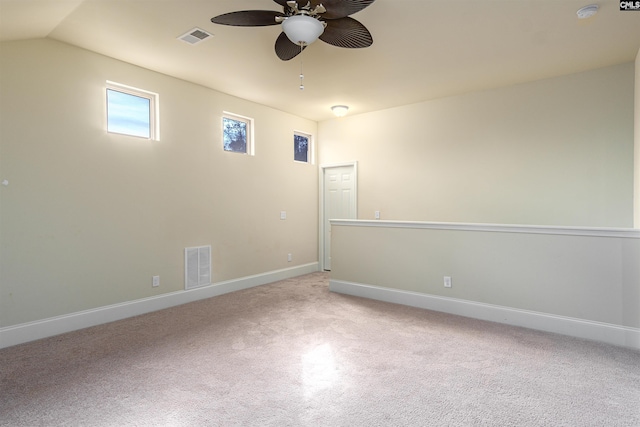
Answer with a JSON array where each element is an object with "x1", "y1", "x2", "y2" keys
[
  {"x1": 299, "y1": 64, "x2": 304, "y2": 90},
  {"x1": 299, "y1": 44, "x2": 304, "y2": 90}
]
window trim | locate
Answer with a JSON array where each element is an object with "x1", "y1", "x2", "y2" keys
[
  {"x1": 222, "y1": 111, "x2": 254, "y2": 155},
  {"x1": 106, "y1": 81, "x2": 159, "y2": 140},
  {"x1": 293, "y1": 130, "x2": 314, "y2": 164}
]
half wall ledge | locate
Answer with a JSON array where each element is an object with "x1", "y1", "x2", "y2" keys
[
  {"x1": 328, "y1": 220, "x2": 640, "y2": 350},
  {"x1": 329, "y1": 219, "x2": 640, "y2": 238}
]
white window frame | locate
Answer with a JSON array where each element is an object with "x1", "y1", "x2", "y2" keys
[
  {"x1": 293, "y1": 130, "x2": 314, "y2": 164},
  {"x1": 106, "y1": 81, "x2": 159, "y2": 140},
  {"x1": 222, "y1": 111, "x2": 254, "y2": 155}
]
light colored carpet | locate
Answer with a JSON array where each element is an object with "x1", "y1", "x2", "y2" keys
[{"x1": 1, "y1": 272, "x2": 639, "y2": 426}]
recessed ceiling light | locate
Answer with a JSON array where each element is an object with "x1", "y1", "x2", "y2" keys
[{"x1": 576, "y1": 4, "x2": 599, "y2": 19}]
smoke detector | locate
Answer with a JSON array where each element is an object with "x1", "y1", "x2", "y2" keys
[{"x1": 576, "y1": 4, "x2": 599, "y2": 19}]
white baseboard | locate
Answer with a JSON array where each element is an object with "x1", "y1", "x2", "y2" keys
[
  {"x1": 0, "y1": 263, "x2": 319, "y2": 349},
  {"x1": 329, "y1": 279, "x2": 640, "y2": 350}
]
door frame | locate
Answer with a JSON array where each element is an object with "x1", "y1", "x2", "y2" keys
[{"x1": 319, "y1": 161, "x2": 358, "y2": 271}]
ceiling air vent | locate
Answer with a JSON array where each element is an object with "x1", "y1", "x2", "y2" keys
[{"x1": 178, "y1": 28, "x2": 213, "y2": 45}]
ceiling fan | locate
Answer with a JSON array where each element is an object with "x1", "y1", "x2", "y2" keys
[{"x1": 211, "y1": 0, "x2": 376, "y2": 61}]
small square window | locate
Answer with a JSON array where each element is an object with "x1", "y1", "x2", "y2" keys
[
  {"x1": 294, "y1": 131, "x2": 312, "y2": 163},
  {"x1": 223, "y1": 112, "x2": 254, "y2": 155},
  {"x1": 106, "y1": 81, "x2": 158, "y2": 140}
]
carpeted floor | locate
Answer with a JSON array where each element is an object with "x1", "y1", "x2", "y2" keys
[{"x1": 1, "y1": 272, "x2": 639, "y2": 426}]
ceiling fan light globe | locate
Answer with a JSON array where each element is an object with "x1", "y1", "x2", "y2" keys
[{"x1": 282, "y1": 15, "x2": 324, "y2": 46}]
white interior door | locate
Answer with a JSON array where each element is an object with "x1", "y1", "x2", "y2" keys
[{"x1": 323, "y1": 164, "x2": 356, "y2": 270}]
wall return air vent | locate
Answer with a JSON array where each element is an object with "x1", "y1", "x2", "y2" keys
[
  {"x1": 185, "y1": 245, "x2": 212, "y2": 289},
  {"x1": 178, "y1": 28, "x2": 213, "y2": 45}
]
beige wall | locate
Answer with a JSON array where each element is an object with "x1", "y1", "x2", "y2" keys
[
  {"x1": 1, "y1": 39, "x2": 636, "y2": 333},
  {"x1": 319, "y1": 63, "x2": 635, "y2": 228},
  {"x1": 0, "y1": 39, "x2": 318, "y2": 327}
]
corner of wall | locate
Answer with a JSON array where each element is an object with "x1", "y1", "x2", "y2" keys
[{"x1": 635, "y1": 48, "x2": 640, "y2": 228}]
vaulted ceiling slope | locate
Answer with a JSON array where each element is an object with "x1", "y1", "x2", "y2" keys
[{"x1": 1, "y1": 0, "x2": 639, "y2": 121}]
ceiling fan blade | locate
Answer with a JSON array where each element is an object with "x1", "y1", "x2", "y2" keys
[
  {"x1": 211, "y1": 10, "x2": 284, "y2": 27},
  {"x1": 311, "y1": 0, "x2": 376, "y2": 20},
  {"x1": 319, "y1": 17, "x2": 373, "y2": 48},
  {"x1": 275, "y1": 32, "x2": 306, "y2": 61}
]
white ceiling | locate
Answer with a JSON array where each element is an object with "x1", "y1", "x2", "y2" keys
[{"x1": 1, "y1": 0, "x2": 639, "y2": 121}]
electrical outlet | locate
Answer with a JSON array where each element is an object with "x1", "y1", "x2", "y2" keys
[
  {"x1": 152, "y1": 276, "x2": 160, "y2": 287},
  {"x1": 287, "y1": 253, "x2": 292, "y2": 262},
  {"x1": 375, "y1": 210, "x2": 380, "y2": 219},
  {"x1": 280, "y1": 211, "x2": 287, "y2": 220},
  {"x1": 444, "y1": 276, "x2": 452, "y2": 288}
]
